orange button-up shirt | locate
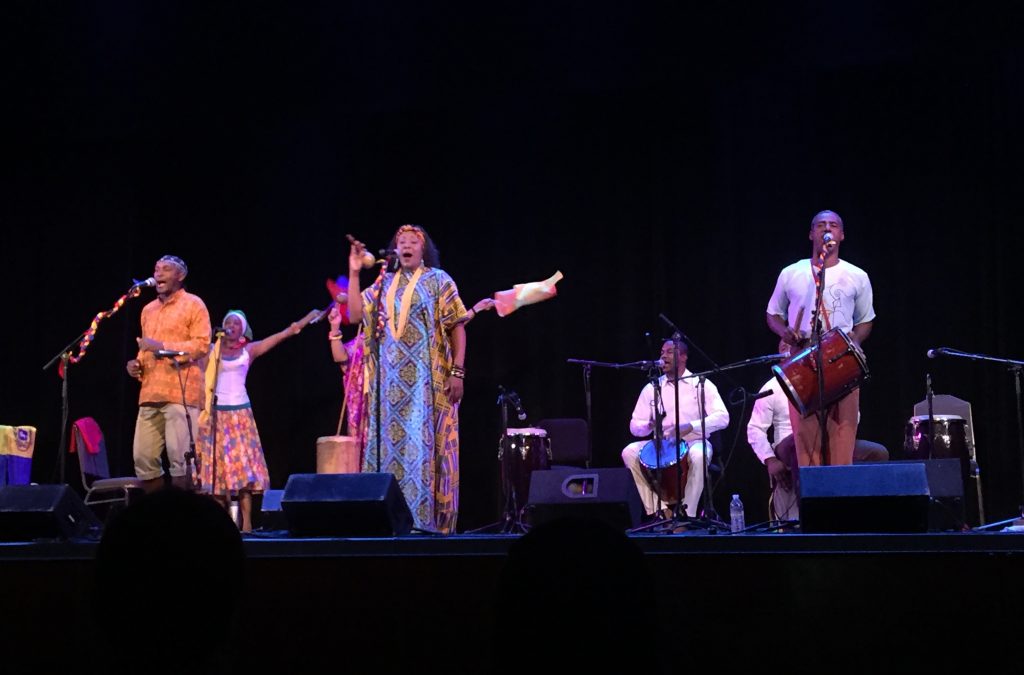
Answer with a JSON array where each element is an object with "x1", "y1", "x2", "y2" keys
[{"x1": 136, "y1": 289, "x2": 211, "y2": 407}]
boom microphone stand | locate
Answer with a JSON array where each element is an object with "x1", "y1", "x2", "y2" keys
[
  {"x1": 42, "y1": 281, "x2": 150, "y2": 485},
  {"x1": 927, "y1": 347, "x2": 1024, "y2": 514}
]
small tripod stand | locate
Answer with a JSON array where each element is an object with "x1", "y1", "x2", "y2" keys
[{"x1": 467, "y1": 386, "x2": 531, "y2": 534}]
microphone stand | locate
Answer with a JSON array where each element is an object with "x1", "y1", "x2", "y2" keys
[
  {"x1": 926, "y1": 373, "x2": 936, "y2": 459},
  {"x1": 42, "y1": 283, "x2": 147, "y2": 485},
  {"x1": 627, "y1": 363, "x2": 673, "y2": 534},
  {"x1": 928, "y1": 348, "x2": 1024, "y2": 516},
  {"x1": 566, "y1": 357, "x2": 670, "y2": 523},
  {"x1": 208, "y1": 331, "x2": 226, "y2": 504},
  {"x1": 659, "y1": 314, "x2": 726, "y2": 527},
  {"x1": 466, "y1": 387, "x2": 525, "y2": 534},
  {"x1": 163, "y1": 353, "x2": 198, "y2": 490},
  {"x1": 367, "y1": 260, "x2": 390, "y2": 473},
  {"x1": 568, "y1": 358, "x2": 648, "y2": 469},
  {"x1": 42, "y1": 335, "x2": 84, "y2": 486},
  {"x1": 810, "y1": 248, "x2": 830, "y2": 465}
]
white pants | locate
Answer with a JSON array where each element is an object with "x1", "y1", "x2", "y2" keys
[{"x1": 621, "y1": 440, "x2": 711, "y2": 517}]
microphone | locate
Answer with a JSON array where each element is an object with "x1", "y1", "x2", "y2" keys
[
  {"x1": 378, "y1": 248, "x2": 399, "y2": 269},
  {"x1": 155, "y1": 349, "x2": 188, "y2": 358},
  {"x1": 498, "y1": 385, "x2": 527, "y2": 421},
  {"x1": 131, "y1": 277, "x2": 156, "y2": 289},
  {"x1": 927, "y1": 348, "x2": 946, "y2": 359},
  {"x1": 507, "y1": 391, "x2": 527, "y2": 421},
  {"x1": 641, "y1": 359, "x2": 666, "y2": 369},
  {"x1": 822, "y1": 232, "x2": 836, "y2": 248},
  {"x1": 751, "y1": 388, "x2": 773, "y2": 401}
]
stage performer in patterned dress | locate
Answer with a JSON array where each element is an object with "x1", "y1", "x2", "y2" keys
[{"x1": 346, "y1": 225, "x2": 468, "y2": 534}]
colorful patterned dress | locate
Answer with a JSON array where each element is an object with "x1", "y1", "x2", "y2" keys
[
  {"x1": 361, "y1": 266, "x2": 467, "y2": 534},
  {"x1": 197, "y1": 348, "x2": 271, "y2": 495}
]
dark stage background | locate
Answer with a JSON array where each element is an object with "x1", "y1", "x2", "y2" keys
[{"x1": 4, "y1": 1, "x2": 1023, "y2": 529}]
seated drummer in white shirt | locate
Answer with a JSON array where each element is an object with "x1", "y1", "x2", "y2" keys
[
  {"x1": 746, "y1": 342, "x2": 888, "y2": 520},
  {"x1": 621, "y1": 339, "x2": 730, "y2": 519}
]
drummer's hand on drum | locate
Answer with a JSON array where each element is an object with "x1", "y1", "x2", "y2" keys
[
  {"x1": 765, "y1": 457, "x2": 791, "y2": 490},
  {"x1": 782, "y1": 328, "x2": 805, "y2": 347}
]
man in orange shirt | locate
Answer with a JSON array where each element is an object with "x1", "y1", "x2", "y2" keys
[{"x1": 126, "y1": 255, "x2": 211, "y2": 492}]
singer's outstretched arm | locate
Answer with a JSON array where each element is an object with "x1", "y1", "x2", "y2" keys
[
  {"x1": 346, "y1": 240, "x2": 367, "y2": 325},
  {"x1": 248, "y1": 310, "x2": 319, "y2": 361}
]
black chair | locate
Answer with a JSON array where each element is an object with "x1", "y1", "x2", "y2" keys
[
  {"x1": 535, "y1": 418, "x2": 589, "y2": 468},
  {"x1": 71, "y1": 417, "x2": 145, "y2": 509}
]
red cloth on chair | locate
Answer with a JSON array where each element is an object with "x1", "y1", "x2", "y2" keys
[{"x1": 70, "y1": 417, "x2": 103, "y2": 454}]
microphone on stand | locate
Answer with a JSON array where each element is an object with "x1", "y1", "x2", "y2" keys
[
  {"x1": 927, "y1": 348, "x2": 947, "y2": 359},
  {"x1": 508, "y1": 392, "x2": 528, "y2": 422},
  {"x1": 155, "y1": 349, "x2": 188, "y2": 358},
  {"x1": 131, "y1": 277, "x2": 156, "y2": 290},
  {"x1": 378, "y1": 249, "x2": 399, "y2": 270},
  {"x1": 823, "y1": 232, "x2": 836, "y2": 248},
  {"x1": 498, "y1": 385, "x2": 528, "y2": 421}
]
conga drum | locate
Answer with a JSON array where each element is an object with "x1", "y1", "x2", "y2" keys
[
  {"x1": 638, "y1": 439, "x2": 689, "y2": 506},
  {"x1": 315, "y1": 435, "x2": 362, "y2": 473},
  {"x1": 903, "y1": 414, "x2": 969, "y2": 462},
  {"x1": 499, "y1": 427, "x2": 552, "y2": 512}
]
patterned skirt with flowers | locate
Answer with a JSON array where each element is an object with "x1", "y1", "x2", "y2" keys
[{"x1": 197, "y1": 404, "x2": 270, "y2": 495}]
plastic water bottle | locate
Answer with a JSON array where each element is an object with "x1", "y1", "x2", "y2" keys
[{"x1": 729, "y1": 494, "x2": 745, "y2": 533}]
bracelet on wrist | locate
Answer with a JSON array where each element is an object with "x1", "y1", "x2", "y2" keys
[
  {"x1": 450, "y1": 364, "x2": 466, "y2": 379},
  {"x1": 328, "y1": 333, "x2": 344, "y2": 341}
]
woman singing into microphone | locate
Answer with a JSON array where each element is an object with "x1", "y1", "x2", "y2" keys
[
  {"x1": 346, "y1": 225, "x2": 470, "y2": 534},
  {"x1": 197, "y1": 308, "x2": 319, "y2": 531}
]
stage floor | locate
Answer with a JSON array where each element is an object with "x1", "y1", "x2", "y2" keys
[{"x1": 3, "y1": 529, "x2": 1023, "y2": 673}]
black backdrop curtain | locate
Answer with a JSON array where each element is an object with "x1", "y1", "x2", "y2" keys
[{"x1": 4, "y1": 1, "x2": 1022, "y2": 528}]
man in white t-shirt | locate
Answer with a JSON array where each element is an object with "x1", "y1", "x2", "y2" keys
[
  {"x1": 621, "y1": 339, "x2": 730, "y2": 518},
  {"x1": 765, "y1": 210, "x2": 875, "y2": 467}
]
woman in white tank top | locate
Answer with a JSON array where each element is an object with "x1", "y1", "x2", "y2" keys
[{"x1": 198, "y1": 307, "x2": 320, "y2": 531}]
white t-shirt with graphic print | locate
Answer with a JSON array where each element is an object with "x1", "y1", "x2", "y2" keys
[{"x1": 766, "y1": 258, "x2": 875, "y2": 336}]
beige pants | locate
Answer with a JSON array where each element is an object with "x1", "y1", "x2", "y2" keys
[
  {"x1": 789, "y1": 388, "x2": 859, "y2": 467},
  {"x1": 133, "y1": 403, "x2": 199, "y2": 480}
]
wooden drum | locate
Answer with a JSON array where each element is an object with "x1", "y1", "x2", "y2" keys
[{"x1": 315, "y1": 435, "x2": 362, "y2": 474}]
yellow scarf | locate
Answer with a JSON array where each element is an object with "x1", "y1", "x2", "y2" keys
[
  {"x1": 200, "y1": 335, "x2": 223, "y2": 422},
  {"x1": 385, "y1": 266, "x2": 425, "y2": 340}
]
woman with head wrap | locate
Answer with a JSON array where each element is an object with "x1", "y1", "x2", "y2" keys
[
  {"x1": 346, "y1": 225, "x2": 470, "y2": 534},
  {"x1": 197, "y1": 307, "x2": 319, "y2": 531}
]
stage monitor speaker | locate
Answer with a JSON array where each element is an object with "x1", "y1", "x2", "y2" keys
[
  {"x1": 525, "y1": 468, "x2": 643, "y2": 531},
  {"x1": 281, "y1": 473, "x2": 413, "y2": 536},
  {"x1": 255, "y1": 489, "x2": 288, "y2": 531},
  {"x1": 0, "y1": 484, "x2": 103, "y2": 541},
  {"x1": 901, "y1": 458, "x2": 966, "y2": 531},
  {"x1": 799, "y1": 463, "x2": 930, "y2": 533}
]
